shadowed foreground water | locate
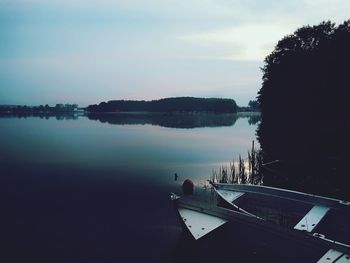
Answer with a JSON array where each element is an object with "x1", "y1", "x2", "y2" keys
[{"x1": 1, "y1": 114, "x2": 260, "y2": 262}]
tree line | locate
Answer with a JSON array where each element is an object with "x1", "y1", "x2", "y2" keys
[
  {"x1": 0, "y1": 104, "x2": 78, "y2": 113},
  {"x1": 87, "y1": 97, "x2": 238, "y2": 113}
]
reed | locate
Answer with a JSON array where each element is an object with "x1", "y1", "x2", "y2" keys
[{"x1": 211, "y1": 140, "x2": 263, "y2": 185}]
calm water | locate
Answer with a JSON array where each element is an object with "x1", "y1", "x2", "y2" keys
[{"x1": 1, "y1": 113, "x2": 260, "y2": 263}]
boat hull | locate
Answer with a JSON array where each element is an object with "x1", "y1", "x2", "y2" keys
[{"x1": 171, "y1": 185, "x2": 350, "y2": 262}]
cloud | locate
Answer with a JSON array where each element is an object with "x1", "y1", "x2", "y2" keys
[{"x1": 178, "y1": 22, "x2": 297, "y2": 61}]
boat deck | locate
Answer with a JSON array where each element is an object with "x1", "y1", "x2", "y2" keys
[{"x1": 173, "y1": 185, "x2": 350, "y2": 262}]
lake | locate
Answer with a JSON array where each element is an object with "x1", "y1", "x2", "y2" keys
[{"x1": 1, "y1": 113, "x2": 260, "y2": 263}]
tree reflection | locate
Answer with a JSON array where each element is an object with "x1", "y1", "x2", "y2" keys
[{"x1": 86, "y1": 112, "x2": 240, "y2": 129}]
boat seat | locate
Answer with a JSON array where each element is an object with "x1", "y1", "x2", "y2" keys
[
  {"x1": 294, "y1": 205, "x2": 330, "y2": 232},
  {"x1": 317, "y1": 249, "x2": 350, "y2": 263},
  {"x1": 177, "y1": 208, "x2": 227, "y2": 240},
  {"x1": 216, "y1": 189, "x2": 244, "y2": 203}
]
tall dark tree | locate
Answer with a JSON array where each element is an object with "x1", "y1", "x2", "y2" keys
[{"x1": 257, "y1": 20, "x2": 350, "y2": 199}]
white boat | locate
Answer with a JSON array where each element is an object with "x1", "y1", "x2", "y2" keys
[{"x1": 171, "y1": 182, "x2": 350, "y2": 262}]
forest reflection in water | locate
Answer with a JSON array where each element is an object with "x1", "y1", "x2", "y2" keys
[
  {"x1": 86, "y1": 112, "x2": 260, "y2": 129},
  {"x1": 0, "y1": 112, "x2": 260, "y2": 128}
]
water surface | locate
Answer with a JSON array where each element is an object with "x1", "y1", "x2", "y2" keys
[{"x1": 1, "y1": 113, "x2": 260, "y2": 262}]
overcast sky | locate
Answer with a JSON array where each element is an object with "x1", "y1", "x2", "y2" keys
[{"x1": 1, "y1": 0, "x2": 349, "y2": 106}]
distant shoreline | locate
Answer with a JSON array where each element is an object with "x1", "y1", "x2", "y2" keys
[
  {"x1": 87, "y1": 97, "x2": 239, "y2": 114},
  {"x1": 0, "y1": 97, "x2": 260, "y2": 114},
  {"x1": 0, "y1": 109, "x2": 260, "y2": 116}
]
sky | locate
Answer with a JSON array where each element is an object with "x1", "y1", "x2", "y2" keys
[{"x1": 1, "y1": 0, "x2": 349, "y2": 106}]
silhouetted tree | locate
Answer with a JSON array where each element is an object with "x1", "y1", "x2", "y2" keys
[
  {"x1": 257, "y1": 20, "x2": 350, "y2": 199},
  {"x1": 248, "y1": 100, "x2": 260, "y2": 111}
]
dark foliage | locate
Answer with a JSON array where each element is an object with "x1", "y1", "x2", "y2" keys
[
  {"x1": 248, "y1": 100, "x2": 260, "y2": 111},
  {"x1": 0, "y1": 104, "x2": 78, "y2": 113},
  {"x1": 257, "y1": 20, "x2": 350, "y2": 199},
  {"x1": 87, "y1": 97, "x2": 238, "y2": 113}
]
